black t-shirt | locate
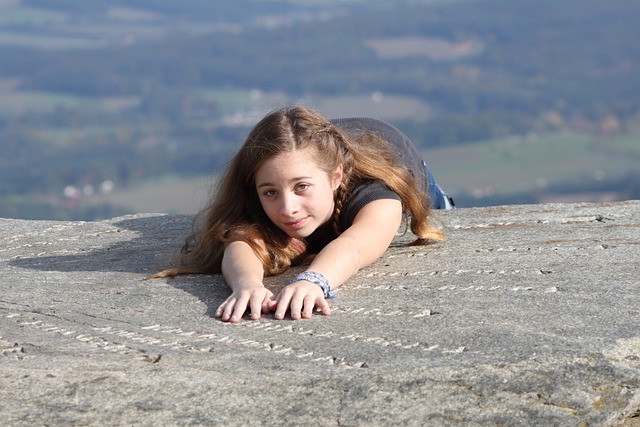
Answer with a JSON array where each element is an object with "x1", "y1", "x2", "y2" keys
[{"x1": 305, "y1": 117, "x2": 426, "y2": 252}]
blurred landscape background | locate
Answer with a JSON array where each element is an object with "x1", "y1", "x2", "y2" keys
[{"x1": 1, "y1": 0, "x2": 639, "y2": 220}]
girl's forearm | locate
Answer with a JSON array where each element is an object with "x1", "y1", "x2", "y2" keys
[
  {"x1": 303, "y1": 200, "x2": 402, "y2": 291},
  {"x1": 305, "y1": 235, "x2": 362, "y2": 291},
  {"x1": 221, "y1": 241, "x2": 265, "y2": 290}
]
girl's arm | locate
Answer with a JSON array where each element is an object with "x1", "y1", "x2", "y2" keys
[
  {"x1": 270, "y1": 198, "x2": 403, "y2": 320},
  {"x1": 217, "y1": 240, "x2": 273, "y2": 323}
]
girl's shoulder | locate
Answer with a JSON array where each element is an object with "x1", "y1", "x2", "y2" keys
[{"x1": 340, "y1": 180, "x2": 401, "y2": 230}]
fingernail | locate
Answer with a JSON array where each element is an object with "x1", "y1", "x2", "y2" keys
[
  {"x1": 291, "y1": 312, "x2": 300, "y2": 316},
  {"x1": 231, "y1": 315, "x2": 237, "y2": 319},
  {"x1": 302, "y1": 311, "x2": 311, "y2": 316},
  {"x1": 276, "y1": 312, "x2": 283, "y2": 317}
]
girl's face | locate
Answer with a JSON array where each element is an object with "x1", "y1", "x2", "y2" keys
[{"x1": 255, "y1": 148, "x2": 343, "y2": 239}]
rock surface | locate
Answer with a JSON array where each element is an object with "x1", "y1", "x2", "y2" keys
[{"x1": 1, "y1": 201, "x2": 639, "y2": 426}]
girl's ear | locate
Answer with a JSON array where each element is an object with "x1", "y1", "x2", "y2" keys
[{"x1": 331, "y1": 164, "x2": 344, "y2": 190}]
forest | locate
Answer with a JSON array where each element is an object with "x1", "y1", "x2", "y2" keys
[{"x1": 1, "y1": 0, "x2": 639, "y2": 219}]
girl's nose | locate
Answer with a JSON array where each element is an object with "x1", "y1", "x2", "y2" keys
[{"x1": 279, "y1": 193, "x2": 300, "y2": 216}]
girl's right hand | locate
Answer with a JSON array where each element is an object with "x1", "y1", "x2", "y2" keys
[{"x1": 215, "y1": 285, "x2": 273, "y2": 323}]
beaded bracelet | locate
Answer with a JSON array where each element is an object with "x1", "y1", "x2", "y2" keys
[{"x1": 291, "y1": 271, "x2": 336, "y2": 299}]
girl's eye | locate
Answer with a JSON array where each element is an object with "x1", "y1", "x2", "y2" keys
[
  {"x1": 295, "y1": 183, "x2": 309, "y2": 192},
  {"x1": 263, "y1": 190, "x2": 277, "y2": 197}
]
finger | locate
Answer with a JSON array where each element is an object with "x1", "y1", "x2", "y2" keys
[
  {"x1": 265, "y1": 300, "x2": 277, "y2": 312},
  {"x1": 217, "y1": 298, "x2": 235, "y2": 322},
  {"x1": 230, "y1": 297, "x2": 250, "y2": 323},
  {"x1": 273, "y1": 291, "x2": 292, "y2": 320},
  {"x1": 301, "y1": 294, "x2": 317, "y2": 319},
  {"x1": 316, "y1": 297, "x2": 331, "y2": 316},
  {"x1": 289, "y1": 292, "x2": 305, "y2": 320},
  {"x1": 214, "y1": 303, "x2": 225, "y2": 319},
  {"x1": 249, "y1": 294, "x2": 264, "y2": 321},
  {"x1": 265, "y1": 295, "x2": 278, "y2": 313}
]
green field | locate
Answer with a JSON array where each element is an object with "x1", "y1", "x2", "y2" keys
[{"x1": 426, "y1": 133, "x2": 640, "y2": 194}]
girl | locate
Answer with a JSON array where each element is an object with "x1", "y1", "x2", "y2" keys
[{"x1": 154, "y1": 106, "x2": 452, "y2": 322}]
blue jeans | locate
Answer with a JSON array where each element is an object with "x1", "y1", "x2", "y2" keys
[{"x1": 424, "y1": 162, "x2": 453, "y2": 209}]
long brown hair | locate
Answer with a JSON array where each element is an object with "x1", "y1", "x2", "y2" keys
[{"x1": 153, "y1": 106, "x2": 442, "y2": 278}]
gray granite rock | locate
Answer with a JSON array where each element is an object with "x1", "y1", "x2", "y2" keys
[{"x1": 1, "y1": 201, "x2": 639, "y2": 426}]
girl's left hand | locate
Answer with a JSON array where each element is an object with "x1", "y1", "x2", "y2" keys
[{"x1": 266, "y1": 281, "x2": 331, "y2": 320}]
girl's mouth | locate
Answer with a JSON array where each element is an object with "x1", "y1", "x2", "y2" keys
[{"x1": 283, "y1": 217, "x2": 308, "y2": 230}]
